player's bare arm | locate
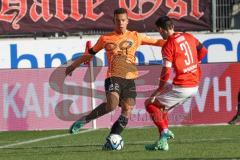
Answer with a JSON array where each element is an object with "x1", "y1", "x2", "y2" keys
[
  {"x1": 150, "y1": 66, "x2": 171, "y2": 102},
  {"x1": 65, "y1": 41, "x2": 94, "y2": 76},
  {"x1": 140, "y1": 33, "x2": 166, "y2": 47},
  {"x1": 65, "y1": 54, "x2": 93, "y2": 76}
]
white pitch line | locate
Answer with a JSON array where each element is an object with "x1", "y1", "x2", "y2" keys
[
  {"x1": 0, "y1": 129, "x2": 96, "y2": 149},
  {"x1": 0, "y1": 135, "x2": 236, "y2": 150}
]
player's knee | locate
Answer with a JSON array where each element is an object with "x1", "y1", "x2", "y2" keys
[
  {"x1": 145, "y1": 102, "x2": 152, "y2": 113},
  {"x1": 144, "y1": 98, "x2": 151, "y2": 108},
  {"x1": 106, "y1": 92, "x2": 119, "y2": 112},
  {"x1": 106, "y1": 101, "x2": 118, "y2": 112},
  {"x1": 122, "y1": 106, "x2": 133, "y2": 116},
  {"x1": 145, "y1": 101, "x2": 162, "y2": 113},
  {"x1": 121, "y1": 102, "x2": 134, "y2": 116},
  {"x1": 105, "y1": 104, "x2": 117, "y2": 112}
]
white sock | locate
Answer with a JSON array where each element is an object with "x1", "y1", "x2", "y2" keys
[{"x1": 161, "y1": 128, "x2": 169, "y2": 137}]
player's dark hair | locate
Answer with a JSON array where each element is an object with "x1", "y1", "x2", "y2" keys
[
  {"x1": 114, "y1": 8, "x2": 128, "y2": 16},
  {"x1": 155, "y1": 16, "x2": 174, "y2": 30}
]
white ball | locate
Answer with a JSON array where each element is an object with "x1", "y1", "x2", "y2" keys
[{"x1": 107, "y1": 134, "x2": 124, "y2": 150}]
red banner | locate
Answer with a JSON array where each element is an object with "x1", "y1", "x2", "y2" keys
[{"x1": 0, "y1": 0, "x2": 211, "y2": 34}]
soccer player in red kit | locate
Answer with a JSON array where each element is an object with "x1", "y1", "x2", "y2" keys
[{"x1": 145, "y1": 16, "x2": 207, "y2": 151}]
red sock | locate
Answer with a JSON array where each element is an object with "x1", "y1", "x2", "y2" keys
[
  {"x1": 146, "y1": 104, "x2": 168, "y2": 134},
  {"x1": 163, "y1": 111, "x2": 169, "y2": 129}
]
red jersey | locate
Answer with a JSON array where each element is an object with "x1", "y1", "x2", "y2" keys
[{"x1": 162, "y1": 32, "x2": 206, "y2": 87}]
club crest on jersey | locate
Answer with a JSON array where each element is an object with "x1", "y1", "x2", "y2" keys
[
  {"x1": 105, "y1": 39, "x2": 133, "y2": 52},
  {"x1": 119, "y1": 40, "x2": 133, "y2": 50},
  {"x1": 105, "y1": 42, "x2": 117, "y2": 51}
]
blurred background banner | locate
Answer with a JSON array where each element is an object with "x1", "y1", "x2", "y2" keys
[
  {"x1": 0, "y1": 32, "x2": 239, "y2": 69},
  {"x1": 0, "y1": 0, "x2": 239, "y2": 132},
  {"x1": 0, "y1": 63, "x2": 239, "y2": 131},
  {"x1": 0, "y1": 0, "x2": 211, "y2": 34}
]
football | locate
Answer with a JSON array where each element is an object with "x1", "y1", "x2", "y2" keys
[{"x1": 106, "y1": 134, "x2": 124, "y2": 150}]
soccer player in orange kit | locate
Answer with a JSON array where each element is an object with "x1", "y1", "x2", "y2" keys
[
  {"x1": 144, "y1": 16, "x2": 207, "y2": 151},
  {"x1": 65, "y1": 8, "x2": 165, "y2": 150}
]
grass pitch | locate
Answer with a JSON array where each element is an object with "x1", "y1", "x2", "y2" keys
[{"x1": 0, "y1": 125, "x2": 239, "y2": 160}]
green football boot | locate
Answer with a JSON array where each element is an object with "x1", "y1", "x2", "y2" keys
[
  {"x1": 166, "y1": 130, "x2": 175, "y2": 140},
  {"x1": 145, "y1": 133, "x2": 169, "y2": 151},
  {"x1": 69, "y1": 120, "x2": 85, "y2": 134}
]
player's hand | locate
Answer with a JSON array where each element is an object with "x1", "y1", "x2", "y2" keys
[
  {"x1": 65, "y1": 65, "x2": 75, "y2": 76},
  {"x1": 83, "y1": 41, "x2": 92, "y2": 65},
  {"x1": 150, "y1": 96, "x2": 156, "y2": 103}
]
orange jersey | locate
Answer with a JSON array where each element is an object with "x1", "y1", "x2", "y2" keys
[
  {"x1": 92, "y1": 30, "x2": 165, "y2": 79},
  {"x1": 162, "y1": 32, "x2": 204, "y2": 87}
]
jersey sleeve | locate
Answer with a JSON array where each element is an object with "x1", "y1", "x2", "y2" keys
[
  {"x1": 92, "y1": 35, "x2": 105, "y2": 53},
  {"x1": 193, "y1": 36, "x2": 202, "y2": 49},
  {"x1": 161, "y1": 40, "x2": 174, "y2": 67},
  {"x1": 193, "y1": 36, "x2": 208, "y2": 61},
  {"x1": 139, "y1": 33, "x2": 166, "y2": 47}
]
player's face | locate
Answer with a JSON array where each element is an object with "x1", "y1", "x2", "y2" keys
[
  {"x1": 114, "y1": 13, "x2": 128, "y2": 33},
  {"x1": 158, "y1": 27, "x2": 168, "y2": 40}
]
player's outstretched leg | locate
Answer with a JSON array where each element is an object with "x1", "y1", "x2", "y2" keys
[
  {"x1": 144, "y1": 102, "x2": 174, "y2": 151},
  {"x1": 69, "y1": 119, "x2": 86, "y2": 134},
  {"x1": 69, "y1": 92, "x2": 119, "y2": 134},
  {"x1": 69, "y1": 102, "x2": 110, "y2": 134}
]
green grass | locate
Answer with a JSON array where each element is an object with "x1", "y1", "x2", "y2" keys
[{"x1": 0, "y1": 125, "x2": 239, "y2": 160}]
